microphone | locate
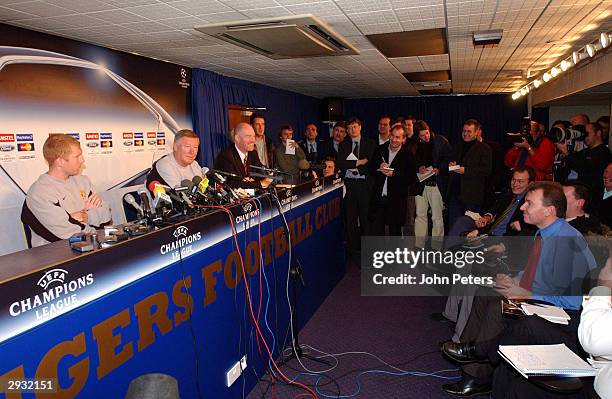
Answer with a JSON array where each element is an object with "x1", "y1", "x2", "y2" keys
[
  {"x1": 124, "y1": 193, "x2": 143, "y2": 215},
  {"x1": 176, "y1": 179, "x2": 194, "y2": 207},
  {"x1": 207, "y1": 168, "x2": 240, "y2": 179},
  {"x1": 148, "y1": 180, "x2": 173, "y2": 209},
  {"x1": 208, "y1": 172, "x2": 240, "y2": 201},
  {"x1": 193, "y1": 175, "x2": 210, "y2": 195},
  {"x1": 137, "y1": 188, "x2": 152, "y2": 216}
]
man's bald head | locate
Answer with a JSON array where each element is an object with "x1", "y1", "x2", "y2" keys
[{"x1": 234, "y1": 122, "x2": 256, "y2": 153}]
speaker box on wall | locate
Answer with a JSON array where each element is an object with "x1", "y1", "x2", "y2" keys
[{"x1": 320, "y1": 97, "x2": 344, "y2": 122}]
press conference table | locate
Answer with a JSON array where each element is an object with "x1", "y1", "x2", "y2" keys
[{"x1": 0, "y1": 177, "x2": 345, "y2": 399}]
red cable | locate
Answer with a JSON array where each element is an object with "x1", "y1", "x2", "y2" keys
[{"x1": 196, "y1": 201, "x2": 317, "y2": 398}]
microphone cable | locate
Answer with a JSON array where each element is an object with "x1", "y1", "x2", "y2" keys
[{"x1": 194, "y1": 200, "x2": 317, "y2": 398}]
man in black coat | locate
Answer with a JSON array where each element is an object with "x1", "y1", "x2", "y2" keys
[
  {"x1": 214, "y1": 123, "x2": 272, "y2": 189},
  {"x1": 319, "y1": 121, "x2": 347, "y2": 160},
  {"x1": 447, "y1": 119, "x2": 493, "y2": 227},
  {"x1": 369, "y1": 125, "x2": 418, "y2": 235},
  {"x1": 299, "y1": 122, "x2": 326, "y2": 166},
  {"x1": 337, "y1": 117, "x2": 377, "y2": 258}
]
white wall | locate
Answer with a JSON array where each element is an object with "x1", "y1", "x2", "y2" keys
[{"x1": 549, "y1": 104, "x2": 610, "y2": 125}]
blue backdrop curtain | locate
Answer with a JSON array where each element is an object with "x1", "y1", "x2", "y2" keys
[
  {"x1": 344, "y1": 94, "x2": 528, "y2": 145},
  {"x1": 191, "y1": 69, "x2": 322, "y2": 167}
]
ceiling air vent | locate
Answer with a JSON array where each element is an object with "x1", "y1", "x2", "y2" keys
[{"x1": 195, "y1": 15, "x2": 359, "y2": 60}]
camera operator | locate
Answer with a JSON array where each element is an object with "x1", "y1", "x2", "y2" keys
[
  {"x1": 504, "y1": 119, "x2": 555, "y2": 181},
  {"x1": 557, "y1": 122, "x2": 611, "y2": 207}
]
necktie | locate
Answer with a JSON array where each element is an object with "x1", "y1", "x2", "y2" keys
[
  {"x1": 310, "y1": 143, "x2": 315, "y2": 153},
  {"x1": 243, "y1": 156, "x2": 248, "y2": 175},
  {"x1": 352, "y1": 141, "x2": 359, "y2": 156},
  {"x1": 519, "y1": 235, "x2": 542, "y2": 290},
  {"x1": 488, "y1": 197, "x2": 518, "y2": 233}
]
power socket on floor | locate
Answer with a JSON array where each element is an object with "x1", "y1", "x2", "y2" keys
[{"x1": 226, "y1": 355, "x2": 247, "y2": 387}]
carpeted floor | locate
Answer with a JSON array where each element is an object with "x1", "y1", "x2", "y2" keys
[{"x1": 246, "y1": 260, "x2": 487, "y2": 399}]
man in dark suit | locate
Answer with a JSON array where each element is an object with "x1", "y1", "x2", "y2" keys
[
  {"x1": 369, "y1": 124, "x2": 417, "y2": 235},
  {"x1": 214, "y1": 123, "x2": 272, "y2": 189},
  {"x1": 299, "y1": 122, "x2": 326, "y2": 166},
  {"x1": 448, "y1": 166, "x2": 537, "y2": 237},
  {"x1": 447, "y1": 119, "x2": 493, "y2": 227},
  {"x1": 250, "y1": 113, "x2": 275, "y2": 168},
  {"x1": 337, "y1": 117, "x2": 376, "y2": 258},
  {"x1": 319, "y1": 121, "x2": 346, "y2": 160}
]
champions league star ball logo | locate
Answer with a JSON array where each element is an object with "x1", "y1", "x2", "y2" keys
[
  {"x1": 173, "y1": 225, "x2": 188, "y2": 239},
  {"x1": 37, "y1": 269, "x2": 69, "y2": 290},
  {"x1": 180, "y1": 68, "x2": 187, "y2": 80},
  {"x1": 242, "y1": 203, "x2": 253, "y2": 213},
  {"x1": 162, "y1": 226, "x2": 202, "y2": 258},
  {"x1": 9, "y1": 268, "x2": 94, "y2": 319}
]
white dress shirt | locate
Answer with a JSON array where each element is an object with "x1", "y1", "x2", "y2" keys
[{"x1": 579, "y1": 286, "x2": 612, "y2": 399}]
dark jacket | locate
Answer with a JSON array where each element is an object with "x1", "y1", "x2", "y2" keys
[
  {"x1": 448, "y1": 140, "x2": 492, "y2": 207},
  {"x1": 600, "y1": 196, "x2": 612, "y2": 229},
  {"x1": 213, "y1": 145, "x2": 264, "y2": 189},
  {"x1": 337, "y1": 135, "x2": 377, "y2": 178},
  {"x1": 299, "y1": 138, "x2": 327, "y2": 165},
  {"x1": 565, "y1": 144, "x2": 611, "y2": 204},
  {"x1": 482, "y1": 192, "x2": 536, "y2": 236},
  {"x1": 369, "y1": 142, "x2": 418, "y2": 224},
  {"x1": 415, "y1": 132, "x2": 452, "y2": 194},
  {"x1": 318, "y1": 139, "x2": 341, "y2": 160},
  {"x1": 568, "y1": 215, "x2": 602, "y2": 235}
]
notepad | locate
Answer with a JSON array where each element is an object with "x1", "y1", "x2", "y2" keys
[
  {"x1": 521, "y1": 303, "x2": 570, "y2": 325},
  {"x1": 465, "y1": 211, "x2": 482, "y2": 221},
  {"x1": 449, "y1": 164, "x2": 461, "y2": 171},
  {"x1": 417, "y1": 167, "x2": 435, "y2": 182},
  {"x1": 498, "y1": 344, "x2": 597, "y2": 379},
  {"x1": 285, "y1": 139, "x2": 296, "y2": 155}
]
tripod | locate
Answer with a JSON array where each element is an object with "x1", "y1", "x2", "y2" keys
[{"x1": 278, "y1": 258, "x2": 331, "y2": 367}]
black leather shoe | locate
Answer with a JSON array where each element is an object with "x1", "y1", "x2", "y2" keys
[
  {"x1": 430, "y1": 312, "x2": 452, "y2": 322},
  {"x1": 442, "y1": 377, "x2": 492, "y2": 397},
  {"x1": 442, "y1": 341, "x2": 479, "y2": 363}
]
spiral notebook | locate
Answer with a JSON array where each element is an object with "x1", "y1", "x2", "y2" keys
[{"x1": 498, "y1": 344, "x2": 597, "y2": 378}]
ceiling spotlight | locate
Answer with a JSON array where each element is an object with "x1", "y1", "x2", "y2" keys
[
  {"x1": 520, "y1": 87, "x2": 529, "y2": 96},
  {"x1": 560, "y1": 60, "x2": 571, "y2": 71},
  {"x1": 512, "y1": 92, "x2": 521, "y2": 100},
  {"x1": 601, "y1": 32, "x2": 610, "y2": 48},
  {"x1": 543, "y1": 72, "x2": 552, "y2": 82},
  {"x1": 533, "y1": 79, "x2": 542, "y2": 88},
  {"x1": 572, "y1": 51, "x2": 582, "y2": 64},
  {"x1": 551, "y1": 67, "x2": 560, "y2": 77},
  {"x1": 586, "y1": 43, "x2": 596, "y2": 57}
]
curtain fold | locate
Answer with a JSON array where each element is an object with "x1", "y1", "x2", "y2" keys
[{"x1": 191, "y1": 69, "x2": 322, "y2": 167}]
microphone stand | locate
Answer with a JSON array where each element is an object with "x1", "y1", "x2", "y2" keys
[
  {"x1": 278, "y1": 257, "x2": 331, "y2": 367},
  {"x1": 268, "y1": 188, "x2": 330, "y2": 368}
]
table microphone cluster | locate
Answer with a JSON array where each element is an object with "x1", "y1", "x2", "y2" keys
[{"x1": 123, "y1": 167, "x2": 251, "y2": 227}]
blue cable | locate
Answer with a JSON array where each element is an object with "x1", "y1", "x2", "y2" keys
[
  {"x1": 285, "y1": 367, "x2": 461, "y2": 398},
  {"x1": 254, "y1": 197, "x2": 280, "y2": 379}
]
